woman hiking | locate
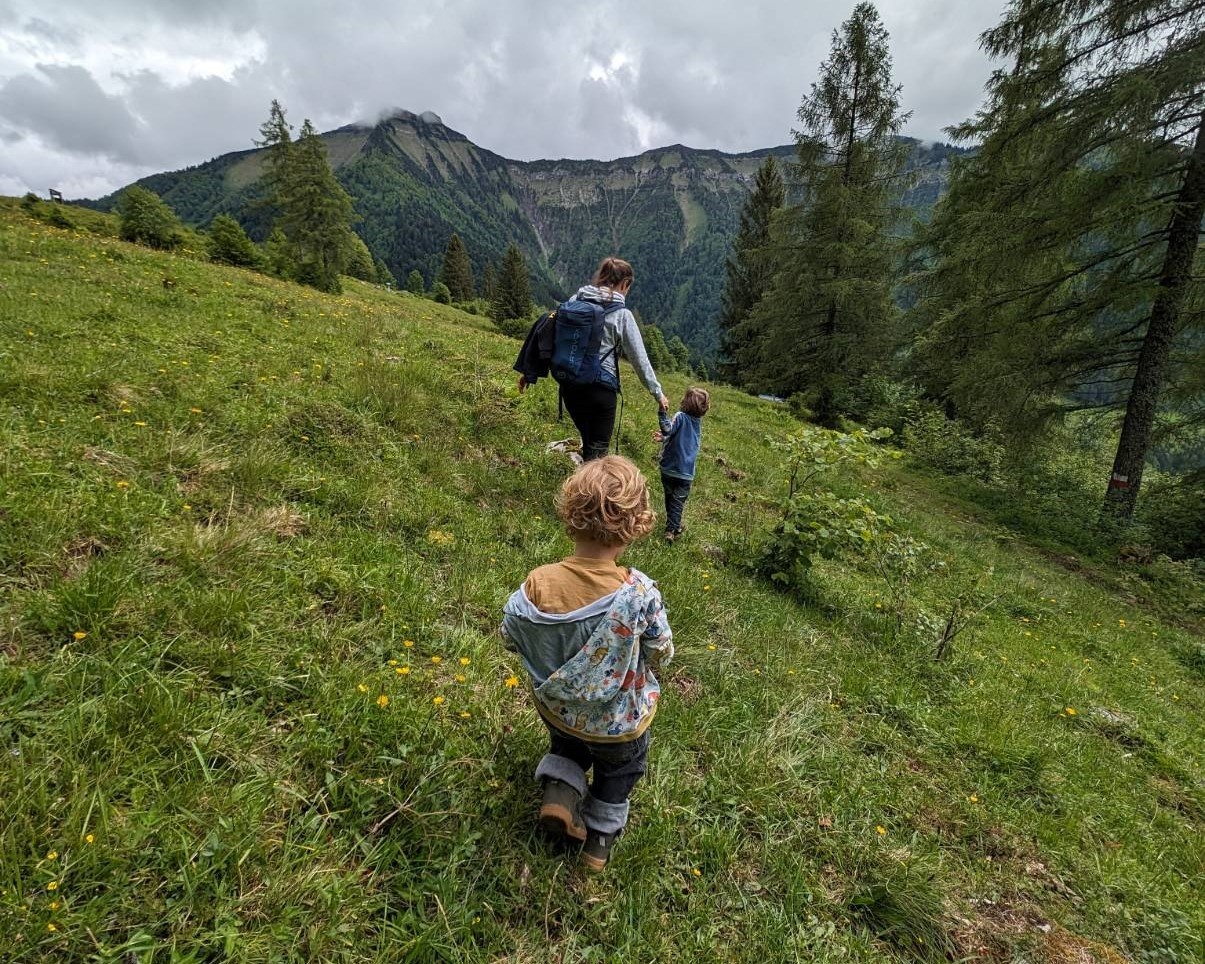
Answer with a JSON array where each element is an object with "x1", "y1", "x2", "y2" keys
[{"x1": 519, "y1": 257, "x2": 669, "y2": 461}]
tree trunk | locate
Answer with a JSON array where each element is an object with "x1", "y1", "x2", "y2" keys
[{"x1": 1103, "y1": 117, "x2": 1205, "y2": 520}]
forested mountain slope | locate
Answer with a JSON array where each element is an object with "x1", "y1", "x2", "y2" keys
[{"x1": 85, "y1": 109, "x2": 967, "y2": 360}]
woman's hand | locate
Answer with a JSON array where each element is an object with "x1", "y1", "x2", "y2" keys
[{"x1": 657, "y1": 393, "x2": 669, "y2": 411}]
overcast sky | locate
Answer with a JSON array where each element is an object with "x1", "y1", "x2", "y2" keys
[{"x1": 0, "y1": 0, "x2": 1006, "y2": 199}]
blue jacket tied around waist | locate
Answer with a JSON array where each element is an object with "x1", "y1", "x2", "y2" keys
[{"x1": 658, "y1": 409, "x2": 702, "y2": 481}]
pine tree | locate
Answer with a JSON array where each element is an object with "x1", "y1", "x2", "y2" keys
[
  {"x1": 345, "y1": 234, "x2": 376, "y2": 282},
  {"x1": 439, "y1": 233, "x2": 475, "y2": 301},
  {"x1": 910, "y1": 0, "x2": 1205, "y2": 518},
  {"x1": 374, "y1": 257, "x2": 396, "y2": 287},
  {"x1": 276, "y1": 118, "x2": 358, "y2": 293},
  {"x1": 718, "y1": 155, "x2": 785, "y2": 385},
  {"x1": 406, "y1": 269, "x2": 425, "y2": 295},
  {"x1": 481, "y1": 262, "x2": 498, "y2": 304},
  {"x1": 751, "y1": 3, "x2": 910, "y2": 425},
  {"x1": 264, "y1": 228, "x2": 292, "y2": 278},
  {"x1": 494, "y1": 243, "x2": 533, "y2": 321},
  {"x1": 256, "y1": 99, "x2": 294, "y2": 218},
  {"x1": 208, "y1": 214, "x2": 263, "y2": 268}
]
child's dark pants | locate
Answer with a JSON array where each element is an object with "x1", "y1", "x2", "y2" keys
[
  {"x1": 546, "y1": 724, "x2": 649, "y2": 804},
  {"x1": 661, "y1": 473, "x2": 692, "y2": 533},
  {"x1": 560, "y1": 383, "x2": 618, "y2": 461}
]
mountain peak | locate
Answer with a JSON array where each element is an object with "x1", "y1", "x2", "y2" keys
[{"x1": 374, "y1": 108, "x2": 445, "y2": 127}]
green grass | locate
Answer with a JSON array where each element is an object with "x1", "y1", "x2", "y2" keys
[{"x1": 1, "y1": 199, "x2": 1202, "y2": 963}]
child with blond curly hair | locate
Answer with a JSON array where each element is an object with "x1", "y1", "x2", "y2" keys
[{"x1": 501, "y1": 455, "x2": 674, "y2": 871}]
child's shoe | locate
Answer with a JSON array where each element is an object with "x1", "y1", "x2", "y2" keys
[
  {"x1": 580, "y1": 828, "x2": 621, "y2": 872},
  {"x1": 538, "y1": 779, "x2": 587, "y2": 843}
]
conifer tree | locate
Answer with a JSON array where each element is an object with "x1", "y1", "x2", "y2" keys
[
  {"x1": 256, "y1": 99, "x2": 294, "y2": 217},
  {"x1": 751, "y1": 3, "x2": 910, "y2": 425},
  {"x1": 276, "y1": 118, "x2": 358, "y2": 293},
  {"x1": 374, "y1": 257, "x2": 396, "y2": 287},
  {"x1": 439, "y1": 233, "x2": 475, "y2": 301},
  {"x1": 718, "y1": 154, "x2": 785, "y2": 385},
  {"x1": 481, "y1": 262, "x2": 498, "y2": 304},
  {"x1": 494, "y1": 243, "x2": 533, "y2": 321},
  {"x1": 406, "y1": 269, "x2": 425, "y2": 295},
  {"x1": 911, "y1": 0, "x2": 1205, "y2": 518},
  {"x1": 345, "y1": 234, "x2": 377, "y2": 282}
]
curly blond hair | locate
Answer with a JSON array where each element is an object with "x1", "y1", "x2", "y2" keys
[{"x1": 555, "y1": 455, "x2": 656, "y2": 547}]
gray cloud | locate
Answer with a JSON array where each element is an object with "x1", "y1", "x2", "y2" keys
[{"x1": 0, "y1": 0, "x2": 1004, "y2": 197}]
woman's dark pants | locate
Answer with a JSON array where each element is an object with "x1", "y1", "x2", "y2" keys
[{"x1": 559, "y1": 383, "x2": 618, "y2": 461}]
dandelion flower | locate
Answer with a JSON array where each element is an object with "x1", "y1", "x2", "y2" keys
[
  {"x1": 968, "y1": 794, "x2": 979, "y2": 804},
  {"x1": 396, "y1": 667, "x2": 410, "y2": 676},
  {"x1": 72, "y1": 631, "x2": 87, "y2": 641},
  {"x1": 357, "y1": 683, "x2": 368, "y2": 693},
  {"x1": 189, "y1": 407, "x2": 203, "y2": 414},
  {"x1": 707, "y1": 644, "x2": 717, "y2": 651},
  {"x1": 46, "y1": 851, "x2": 57, "y2": 861},
  {"x1": 459, "y1": 657, "x2": 471, "y2": 666},
  {"x1": 388, "y1": 659, "x2": 398, "y2": 666},
  {"x1": 115, "y1": 480, "x2": 129, "y2": 489},
  {"x1": 47, "y1": 882, "x2": 58, "y2": 891},
  {"x1": 430, "y1": 656, "x2": 442, "y2": 665},
  {"x1": 691, "y1": 868, "x2": 702, "y2": 877},
  {"x1": 403, "y1": 640, "x2": 414, "y2": 648},
  {"x1": 47, "y1": 923, "x2": 57, "y2": 933},
  {"x1": 455, "y1": 674, "x2": 466, "y2": 683},
  {"x1": 504, "y1": 676, "x2": 519, "y2": 689},
  {"x1": 1064, "y1": 707, "x2": 1077, "y2": 716},
  {"x1": 376, "y1": 694, "x2": 389, "y2": 708},
  {"x1": 84, "y1": 834, "x2": 94, "y2": 844},
  {"x1": 875, "y1": 826, "x2": 887, "y2": 836},
  {"x1": 433, "y1": 696, "x2": 445, "y2": 706},
  {"x1": 49, "y1": 901, "x2": 59, "y2": 911}
]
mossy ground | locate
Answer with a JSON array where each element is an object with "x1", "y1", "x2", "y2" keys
[{"x1": 1, "y1": 200, "x2": 1201, "y2": 962}]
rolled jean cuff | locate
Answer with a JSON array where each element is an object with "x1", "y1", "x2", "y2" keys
[
  {"x1": 582, "y1": 793, "x2": 629, "y2": 834},
  {"x1": 535, "y1": 753, "x2": 588, "y2": 797}
]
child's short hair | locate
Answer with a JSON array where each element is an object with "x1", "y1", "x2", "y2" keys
[
  {"x1": 555, "y1": 455, "x2": 656, "y2": 547},
  {"x1": 682, "y1": 387, "x2": 710, "y2": 417}
]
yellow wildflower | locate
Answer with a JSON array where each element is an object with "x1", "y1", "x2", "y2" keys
[
  {"x1": 388, "y1": 659, "x2": 398, "y2": 666},
  {"x1": 455, "y1": 674, "x2": 466, "y2": 683},
  {"x1": 396, "y1": 667, "x2": 410, "y2": 676},
  {"x1": 430, "y1": 656, "x2": 442, "y2": 664},
  {"x1": 46, "y1": 851, "x2": 57, "y2": 861},
  {"x1": 72, "y1": 632, "x2": 87, "y2": 641},
  {"x1": 84, "y1": 834, "x2": 94, "y2": 845},
  {"x1": 47, "y1": 923, "x2": 57, "y2": 933},
  {"x1": 433, "y1": 696, "x2": 445, "y2": 706},
  {"x1": 691, "y1": 868, "x2": 702, "y2": 877},
  {"x1": 47, "y1": 882, "x2": 58, "y2": 891},
  {"x1": 376, "y1": 694, "x2": 389, "y2": 708},
  {"x1": 115, "y1": 480, "x2": 129, "y2": 489},
  {"x1": 403, "y1": 640, "x2": 414, "y2": 648},
  {"x1": 357, "y1": 683, "x2": 368, "y2": 693},
  {"x1": 1064, "y1": 707, "x2": 1077, "y2": 716},
  {"x1": 968, "y1": 794, "x2": 979, "y2": 804},
  {"x1": 504, "y1": 676, "x2": 519, "y2": 689},
  {"x1": 459, "y1": 657, "x2": 471, "y2": 666},
  {"x1": 875, "y1": 826, "x2": 887, "y2": 836},
  {"x1": 459, "y1": 711, "x2": 471, "y2": 719}
]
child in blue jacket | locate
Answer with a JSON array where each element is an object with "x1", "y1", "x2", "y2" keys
[{"x1": 655, "y1": 387, "x2": 709, "y2": 542}]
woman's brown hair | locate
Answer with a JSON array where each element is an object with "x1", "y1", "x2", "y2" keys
[{"x1": 592, "y1": 257, "x2": 634, "y2": 291}]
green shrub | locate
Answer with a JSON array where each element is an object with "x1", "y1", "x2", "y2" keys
[
  {"x1": 116, "y1": 186, "x2": 183, "y2": 250},
  {"x1": 431, "y1": 281, "x2": 452, "y2": 304},
  {"x1": 492, "y1": 316, "x2": 530, "y2": 340},
  {"x1": 1139, "y1": 473, "x2": 1204, "y2": 561},
  {"x1": 207, "y1": 214, "x2": 264, "y2": 269},
  {"x1": 903, "y1": 408, "x2": 1004, "y2": 484}
]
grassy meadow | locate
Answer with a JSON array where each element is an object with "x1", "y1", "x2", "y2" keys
[{"x1": 0, "y1": 200, "x2": 1202, "y2": 963}]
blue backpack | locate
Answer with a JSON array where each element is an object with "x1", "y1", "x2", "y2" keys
[{"x1": 549, "y1": 299, "x2": 625, "y2": 389}]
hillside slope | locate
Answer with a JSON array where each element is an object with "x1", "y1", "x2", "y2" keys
[
  {"x1": 1, "y1": 203, "x2": 1201, "y2": 963},
  {"x1": 83, "y1": 110, "x2": 968, "y2": 360}
]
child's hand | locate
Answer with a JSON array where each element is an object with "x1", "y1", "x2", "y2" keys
[{"x1": 652, "y1": 431, "x2": 664, "y2": 442}]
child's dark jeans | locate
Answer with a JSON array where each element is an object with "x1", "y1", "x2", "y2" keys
[
  {"x1": 661, "y1": 473, "x2": 692, "y2": 533},
  {"x1": 545, "y1": 724, "x2": 649, "y2": 804}
]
